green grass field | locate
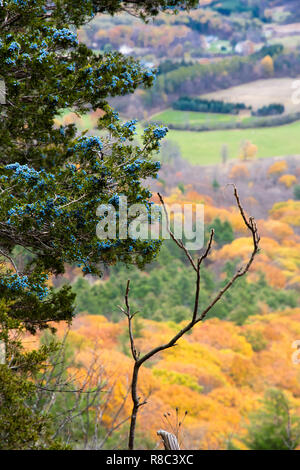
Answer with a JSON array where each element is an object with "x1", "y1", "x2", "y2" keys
[
  {"x1": 151, "y1": 109, "x2": 240, "y2": 127},
  {"x1": 166, "y1": 120, "x2": 300, "y2": 165},
  {"x1": 59, "y1": 108, "x2": 300, "y2": 166}
]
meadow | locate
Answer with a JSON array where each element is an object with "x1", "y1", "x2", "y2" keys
[
  {"x1": 151, "y1": 109, "x2": 240, "y2": 127},
  {"x1": 148, "y1": 77, "x2": 300, "y2": 165},
  {"x1": 167, "y1": 120, "x2": 300, "y2": 165}
]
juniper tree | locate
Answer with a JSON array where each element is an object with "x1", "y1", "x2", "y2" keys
[
  {"x1": 0, "y1": 0, "x2": 197, "y2": 332},
  {"x1": 0, "y1": 298, "x2": 66, "y2": 449}
]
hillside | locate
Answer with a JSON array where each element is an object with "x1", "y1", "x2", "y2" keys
[
  {"x1": 49, "y1": 308, "x2": 300, "y2": 449},
  {"x1": 72, "y1": 3, "x2": 300, "y2": 170}
]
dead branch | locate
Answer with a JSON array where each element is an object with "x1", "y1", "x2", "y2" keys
[
  {"x1": 123, "y1": 186, "x2": 260, "y2": 450},
  {"x1": 157, "y1": 430, "x2": 181, "y2": 450}
]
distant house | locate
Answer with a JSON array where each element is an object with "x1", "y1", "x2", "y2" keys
[
  {"x1": 203, "y1": 35, "x2": 219, "y2": 50},
  {"x1": 235, "y1": 40, "x2": 255, "y2": 56},
  {"x1": 206, "y1": 35, "x2": 219, "y2": 44},
  {"x1": 238, "y1": 109, "x2": 252, "y2": 120},
  {"x1": 144, "y1": 62, "x2": 155, "y2": 69},
  {"x1": 119, "y1": 44, "x2": 134, "y2": 55}
]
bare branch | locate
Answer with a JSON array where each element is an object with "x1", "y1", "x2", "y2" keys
[
  {"x1": 124, "y1": 186, "x2": 260, "y2": 449},
  {"x1": 119, "y1": 280, "x2": 139, "y2": 361},
  {"x1": 158, "y1": 192, "x2": 197, "y2": 272},
  {"x1": 157, "y1": 430, "x2": 181, "y2": 450}
]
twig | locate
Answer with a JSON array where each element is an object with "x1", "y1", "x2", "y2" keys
[
  {"x1": 118, "y1": 280, "x2": 139, "y2": 361},
  {"x1": 158, "y1": 193, "x2": 197, "y2": 272}
]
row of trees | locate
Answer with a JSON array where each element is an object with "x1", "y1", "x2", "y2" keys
[
  {"x1": 172, "y1": 96, "x2": 249, "y2": 114},
  {"x1": 253, "y1": 103, "x2": 285, "y2": 117}
]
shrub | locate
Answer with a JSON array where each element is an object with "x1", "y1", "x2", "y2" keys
[
  {"x1": 294, "y1": 184, "x2": 300, "y2": 200},
  {"x1": 253, "y1": 103, "x2": 285, "y2": 117}
]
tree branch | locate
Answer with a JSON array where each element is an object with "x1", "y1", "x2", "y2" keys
[{"x1": 123, "y1": 186, "x2": 260, "y2": 449}]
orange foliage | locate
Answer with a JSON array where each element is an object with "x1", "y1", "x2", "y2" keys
[
  {"x1": 270, "y1": 200, "x2": 300, "y2": 227},
  {"x1": 261, "y1": 55, "x2": 274, "y2": 75},
  {"x1": 268, "y1": 160, "x2": 288, "y2": 176},
  {"x1": 41, "y1": 187, "x2": 300, "y2": 449},
  {"x1": 260, "y1": 219, "x2": 294, "y2": 242},
  {"x1": 278, "y1": 174, "x2": 297, "y2": 188},
  {"x1": 238, "y1": 141, "x2": 258, "y2": 161},
  {"x1": 211, "y1": 237, "x2": 254, "y2": 263},
  {"x1": 229, "y1": 164, "x2": 250, "y2": 179},
  {"x1": 53, "y1": 308, "x2": 300, "y2": 449},
  {"x1": 254, "y1": 262, "x2": 286, "y2": 288}
]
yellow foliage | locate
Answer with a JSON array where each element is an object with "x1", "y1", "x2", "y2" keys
[
  {"x1": 268, "y1": 160, "x2": 288, "y2": 176},
  {"x1": 228, "y1": 211, "x2": 248, "y2": 233},
  {"x1": 227, "y1": 356, "x2": 257, "y2": 387},
  {"x1": 278, "y1": 174, "x2": 297, "y2": 188},
  {"x1": 261, "y1": 55, "x2": 274, "y2": 75},
  {"x1": 238, "y1": 141, "x2": 258, "y2": 161},
  {"x1": 211, "y1": 237, "x2": 254, "y2": 262},
  {"x1": 288, "y1": 275, "x2": 300, "y2": 288},
  {"x1": 260, "y1": 219, "x2": 294, "y2": 242},
  {"x1": 46, "y1": 307, "x2": 300, "y2": 449},
  {"x1": 270, "y1": 200, "x2": 300, "y2": 226},
  {"x1": 229, "y1": 164, "x2": 250, "y2": 179},
  {"x1": 190, "y1": 318, "x2": 253, "y2": 357},
  {"x1": 254, "y1": 262, "x2": 287, "y2": 288}
]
